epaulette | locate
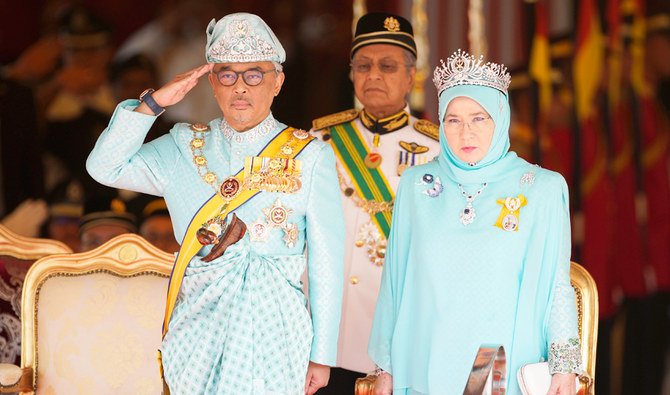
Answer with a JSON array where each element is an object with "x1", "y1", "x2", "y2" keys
[
  {"x1": 413, "y1": 119, "x2": 440, "y2": 141},
  {"x1": 312, "y1": 109, "x2": 359, "y2": 131}
]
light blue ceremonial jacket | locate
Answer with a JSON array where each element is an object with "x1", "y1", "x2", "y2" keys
[
  {"x1": 369, "y1": 86, "x2": 581, "y2": 394},
  {"x1": 86, "y1": 100, "x2": 344, "y2": 367}
]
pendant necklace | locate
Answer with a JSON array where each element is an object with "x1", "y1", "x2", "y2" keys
[{"x1": 458, "y1": 183, "x2": 488, "y2": 225}]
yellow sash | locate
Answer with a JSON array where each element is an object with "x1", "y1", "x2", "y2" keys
[
  {"x1": 162, "y1": 127, "x2": 313, "y2": 335},
  {"x1": 159, "y1": 127, "x2": 314, "y2": 390}
]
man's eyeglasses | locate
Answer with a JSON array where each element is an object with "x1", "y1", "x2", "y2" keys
[
  {"x1": 350, "y1": 60, "x2": 407, "y2": 74},
  {"x1": 213, "y1": 68, "x2": 276, "y2": 86},
  {"x1": 443, "y1": 115, "x2": 493, "y2": 133}
]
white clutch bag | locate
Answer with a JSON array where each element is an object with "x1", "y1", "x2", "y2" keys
[{"x1": 517, "y1": 362, "x2": 579, "y2": 395}]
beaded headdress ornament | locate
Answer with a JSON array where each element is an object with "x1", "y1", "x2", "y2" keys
[{"x1": 433, "y1": 49, "x2": 511, "y2": 96}]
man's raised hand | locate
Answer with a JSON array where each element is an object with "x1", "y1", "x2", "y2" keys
[{"x1": 135, "y1": 63, "x2": 213, "y2": 115}]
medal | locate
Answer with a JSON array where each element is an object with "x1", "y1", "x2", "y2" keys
[
  {"x1": 249, "y1": 219, "x2": 269, "y2": 242},
  {"x1": 495, "y1": 194, "x2": 527, "y2": 232},
  {"x1": 502, "y1": 214, "x2": 519, "y2": 231},
  {"x1": 397, "y1": 151, "x2": 412, "y2": 176},
  {"x1": 283, "y1": 223, "x2": 299, "y2": 248},
  {"x1": 219, "y1": 177, "x2": 241, "y2": 200},
  {"x1": 364, "y1": 152, "x2": 382, "y2": 168},
  {"x1": 292, "y1": 129, "x2": 310, "y2": 140},
  {"x1": 365, "y1": 133, "x2": 383, "y2": 168},
  {"x1": 263, "y1": 199, "x2": 293, "y2": 228},
  {"x1": 269, "y1": 206, "x2": 288, "y2": 226},
  {"x1": 280, "y1": 144, "x2": 294, "y2": 155},
  {"x1": 505, "y1": 197, "x2": 521, "y2": 211}
]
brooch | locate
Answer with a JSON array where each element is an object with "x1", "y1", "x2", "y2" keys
[
  {"x1": 520, "y1": 172, "x2": 535, "y2": 187},
  {"x1": 494, "y1": 195, "x2": 527, "y2": 232},
  {"x1": 418, "y1": 173, "x2": 444, "y2": 197}
]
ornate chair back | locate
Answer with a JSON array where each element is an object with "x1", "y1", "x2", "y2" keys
[
  {"x1": 15, "y1": 233, "x2": 173, "y2": 394},
  {"x1": 0, "y1": 225, "x2": 71, "y2": 365}
]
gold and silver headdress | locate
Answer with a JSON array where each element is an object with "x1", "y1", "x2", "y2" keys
[
  {"x1": 206, "y1": 13, "x2": 286, "y2": 64},
  {"x1": 433, "y1": 49, "x2": 511, "y2": 96}
]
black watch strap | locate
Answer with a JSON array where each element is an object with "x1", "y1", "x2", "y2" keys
[{"x1": 139, "y1": 88, "x2": 165, "y2": 116}]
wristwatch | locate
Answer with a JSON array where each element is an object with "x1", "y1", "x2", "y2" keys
[{"x1": 139, "y1": 88, "x2": 165, "y2": 116}]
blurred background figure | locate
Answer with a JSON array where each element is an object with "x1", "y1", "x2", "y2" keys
[
  {"x1": 132, "y1": 197, "x2": 180, "y2": 254},
  {"x1": 44, "y1": 179, "x2": 85, "y2": 252},
  {"x1": 78, "y1": 194, "x2": 136, "y2": 252},
  {"x1": 108, "y1": 53, "x2": 172, "y2": 141},
  {"x1": 0, "y1": 67, "x2": 46, "y2": 237},
  {"x1": 40, "y1": 5, "x2": 116, "y2": 195},
  {"x1": 113, "y1": 0, "x2": 225, "y2": 124}
]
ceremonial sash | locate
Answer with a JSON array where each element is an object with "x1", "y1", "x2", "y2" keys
[
  {"x1": 162, "y1": 127, "x2": 313, "y2": 336},
  {"x1": 328, "y1": 122, "x2": 394, "y2": 238}
]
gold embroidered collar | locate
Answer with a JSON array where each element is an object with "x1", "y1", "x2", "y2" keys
[{"x1": 359, "y1": 108, "x2": 409, "y2": 134}]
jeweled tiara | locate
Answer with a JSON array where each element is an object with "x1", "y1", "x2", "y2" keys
[{"x1": 433, "y1": 49, "x2": 511, "y2": 96}]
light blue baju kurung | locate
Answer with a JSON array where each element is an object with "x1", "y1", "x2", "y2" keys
[
  {"x1": 87, "y1": 100, "x2": 344, "y2": 394},
  {"x1": 368, "y1": 86, "x2": 581, "y2": 394}
]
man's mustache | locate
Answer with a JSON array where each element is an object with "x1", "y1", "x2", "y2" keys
[{"x1": 231, "y1": 95, "x2": 251, "y2": 104}]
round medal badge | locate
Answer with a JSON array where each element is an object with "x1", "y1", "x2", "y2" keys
[
  {"x1": 502, "y1": 214, "x2": 518, "y2": 231},
  {"x1": 270, "y1": 207, "x2": 288, "y2": 226},
  {"x1": 219, "y1": 177, "x2": 241, "y2": 200},
  {"x1": 364, "y1": 152, "x2": 382, "y2": 168}
]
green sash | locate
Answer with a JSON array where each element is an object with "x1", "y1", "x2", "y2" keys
[{"x1": 328, "y1": 122, "x2": 394, "y2": 237}]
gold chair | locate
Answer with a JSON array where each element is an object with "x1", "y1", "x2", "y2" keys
[
  {"x1": 0, "y1": 233, "x2": 173, "y2": 394},
  {"x1": 570, "y1": 262, "x2": 598, "y2": 395},
  {"x1": 354, "y1": 261, "x2": 599, "y2": 395},
  {"x1": 0, "y1": 225, "x2": 72, "y2": 366}
]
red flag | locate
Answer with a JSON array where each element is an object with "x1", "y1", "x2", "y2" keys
[
  {"x1": 638, "y1": 97, "x2": 670, "y2": 292},
  {"x1": 609, "y1": 0, "x2": 648, "y2": 298},
  {"x1": 573, "y1": 0, "x2": 617, "y2": 318}
]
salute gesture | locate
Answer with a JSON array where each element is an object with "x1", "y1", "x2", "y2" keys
[{"x1": 135, "y1": 63, "x2": 213, "y2": 116}]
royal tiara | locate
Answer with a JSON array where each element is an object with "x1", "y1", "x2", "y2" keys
[{"x1": 433, "y1": 49, "x2": 511, "y2": 96}]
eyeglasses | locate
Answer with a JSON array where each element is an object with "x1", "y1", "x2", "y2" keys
[
  {"x1": 350, "y1": 60, "x2": 407, "y2": 74},
  {"x1": 213, "y1": 68, "x2": 276, "y2": 86},
  {"x1": 443, "y1": 115, "x2": 493, "y2": 133}
]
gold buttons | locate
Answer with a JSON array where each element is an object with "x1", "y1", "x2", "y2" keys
[{"x1": 350, "y1": 276, "x2": 359, "y2": 285}]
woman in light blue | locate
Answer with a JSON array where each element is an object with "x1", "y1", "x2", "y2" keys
[{"x1": 368, "y1": 50, "x2": 582, "y2": 394}]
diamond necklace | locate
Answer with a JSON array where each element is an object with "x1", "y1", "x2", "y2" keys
[{"x1": 458, "y1": 183, "x2": 488, "y2": 225}]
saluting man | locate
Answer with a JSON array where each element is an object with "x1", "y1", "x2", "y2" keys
[
  {"x1": 311, "y1": 12, "x2": 440, "y2": 394},
  {"x1": 87, "y1": 12, "x2": 344, "y2": 395}
]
